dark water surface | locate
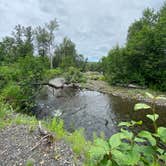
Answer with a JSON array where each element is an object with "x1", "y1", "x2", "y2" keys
[{"x1": 36, "y1": 86, "x2": 166, "y2": 139}]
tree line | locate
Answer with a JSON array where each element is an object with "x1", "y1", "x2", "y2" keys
[
  {"x1": 0, "y1": 19, "x2": 87, "y2": 70},
  {"x1": 101, "y1": 3, "x2": 166, "y2": 91},
  {"x1": 0, "y1": 19, "x2": 87, "y2": 112}
]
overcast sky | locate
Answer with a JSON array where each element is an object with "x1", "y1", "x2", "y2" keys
[{"x1": 0, "y1": 0, "x2": 164, "y2": 61}]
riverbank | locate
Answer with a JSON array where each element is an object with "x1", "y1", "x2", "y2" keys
[
  {"x1": 80, "y1": 79, "x2": 166, "y2": 106},
  {"x1": 0, "y1": 125, "x2": 79, "y2": 166},
  {"x1": 0, "y1": 103, "x2": 85, "y2": 166},
  {"x1": 47, "y1": 74, "x2": 166, "y2": 106}
]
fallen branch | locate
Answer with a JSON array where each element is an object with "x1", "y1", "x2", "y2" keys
[
  {"x1": 30, "y1": 121, "x2": 55, "y2": 152},
  {"x1": 30, "y1": 134, "x2": 51, "y2": 151}
]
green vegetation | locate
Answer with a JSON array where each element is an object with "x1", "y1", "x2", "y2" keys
[
  {"x1": 53, "y1": 37, "x2": 87, "y2": 70},
  {"x1": 85, "y1": 62, "x2": 101, "y2": 72},
  {"x1": 0, "y1": 3, "x2": 166, "y2": 166},
  {"x1": 101, "y1": 4, "x2": 166, "y2": 91},
  {"x1": 0, "y1": 101, "x2": 90, "y2": 160},
  {"x1": 64, "y1": 67, "x2": 86, "y2": 84},
  {"x1": 87, "y1": 93, "x2": 166, "y2": 166},
  {"x1": 0, "y1": 19, "x2": 86, "y2": 113},
  {"x1": 0, "y1": 56, "x2": 48, "y2": 112},
  {"x1": 1, "y1": 90, "x2": 166, "y2": 166},
  {"x1": 44, "y1": 68, "x2": 62, "y2": 80},
  {"x1": 85, "y1": 72, "x2": 105, "y2": 81}
]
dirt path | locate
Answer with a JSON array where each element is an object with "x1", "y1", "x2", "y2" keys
[{"x1": 0, "y1": 125, "x2": 81, "y2": 166}]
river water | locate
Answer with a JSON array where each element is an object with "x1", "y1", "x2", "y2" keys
[{"x1": 36, "y1": 86, "x2": 166, "y2": 139}]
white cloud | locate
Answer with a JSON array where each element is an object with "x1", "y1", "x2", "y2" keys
[{"x1": 0, "y1": 0, "x2": 164, "y2": 61}]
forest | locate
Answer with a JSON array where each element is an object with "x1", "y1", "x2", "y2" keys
[
  {"x1": 0, "y1": 2, "x2": 166, "y2": 166},
  {"x1": 101, "y1": 4, "x2": 166, "y2": 91}
]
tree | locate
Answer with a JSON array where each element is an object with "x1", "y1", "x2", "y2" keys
[
  {"x1": 0, "y1": 25, "x2": 34, "y2": 63},
  {"x1": 35, "y1": 26, "x2": 50, "y2": 57},
  {"x1": 53, "y1": 37, "x2": 77, "y2": 69},
  {"x1": 101, "y1": 4, "x2": 166, "y2": 91},
  {"x1": 23, "y1": 26, "x2": 34, "y2": 56},
  {"x1": 0, "y1": 36, "x2": 17, "y2": 63},
  {"x1": 35, "y1": 18, "x2": 58, "y2": 68},
  {"x1": 46, "y1": 19, "x2": 59, "y2": 69}
]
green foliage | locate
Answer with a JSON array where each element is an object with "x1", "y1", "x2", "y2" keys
[
  {"x1": 101, "y1": 4, "x2": 166, "y2": 91},
  {"x1": 134, "y1": 103, "x2": 151, "y2": 111},
  {"x1": 13, "y1": 114, "x2": 37, "y2": 126},
  {"x1": 64, "y1": 67, "x2": 86, "y2": 84},
  {"x1": 25, "y1": 159, "x2": 35, "y2": 166},
  {"x1": 85, "y1": 72, "x2": 105, "y2": 81},
  {"x1": 53, "y1": 37, "x2": 87, "y2": 70},
  {"x1": 67, "y1": 129, "x2": 91, "y2": 155},
  {"x1": 0, "y1": 65, "x2": 20, "y2": 89},
  {"x1": 88, "y1": 93, "x2": 166, "y2": 166},
  {"x1": 157, "y1": 127, "x2": 166, "y2": 144},
  {"x1": 45, "y1": 118, "x2": 91, "y2": 157},
  {"x1": 146, "y1": 114, "x2": 159, "y2": 122},
  {"x1": 1, "y1": 82, "x2": 22, "y2": 107},
  {"x1": 44, "y1": 68, "x2": 62, "y2": 80},
  {"x1": 85, "y1": 62, "x2": 101, "y2": 72},
  {"x1": 0, "y1": 100, "x2": 13, "y2": 129},
  {"x1": 0, "y1": 55, "x2": 49, "y2": 112},
  {"x1": 45, "y1": 117, "x2": 66, "y2": 139},
  {"x1": 16, "y1": 56, "x2": 48, "y2": 111}
]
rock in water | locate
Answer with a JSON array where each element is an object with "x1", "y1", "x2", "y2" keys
[{"x1": 49, "y1": 78, "x2": 65, "y2": 88}]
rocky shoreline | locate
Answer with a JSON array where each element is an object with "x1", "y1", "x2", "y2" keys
[
  {"x1": 47, "y1": 77, "x2": 166, "y2": 106},
  {"x1": 80, "y1": 79, "x2": 166, "y2": 107}
]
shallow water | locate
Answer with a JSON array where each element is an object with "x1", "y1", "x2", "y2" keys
[{"x1": 36, "y1": 86, "x2": 166, "y2": 139}]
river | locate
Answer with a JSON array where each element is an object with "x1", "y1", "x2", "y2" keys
[{"x1": 36, "y1": 85, "x2": 166, "y2": 139}]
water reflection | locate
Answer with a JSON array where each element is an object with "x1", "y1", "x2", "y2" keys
[{"x1": 36, "y1": 86, "x2": 166, "y2": 139}]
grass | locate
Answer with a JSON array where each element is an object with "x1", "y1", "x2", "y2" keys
[
  {"x1": 45, "y1": 118, "x2": 91, "y2": 157},
  {"x1": 66, "y1": 128, "x2": 91, "y2": 155},
  {"x1": 0, "y1": 101, "x2": 91, "y2": 162},
  {"x1": 44, "y1": 117, "x2": 66, "y2": 139}
]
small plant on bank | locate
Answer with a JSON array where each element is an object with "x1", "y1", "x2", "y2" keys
[
  {"x1": 64, "y1": 67, "x2": 86, "y2": 84},
  {"x1": 44, "y1": 68, "x2": 62, "y2": 80},
  {"x1": 88, "y1": 92, "x2": 166, "y2": 166}
]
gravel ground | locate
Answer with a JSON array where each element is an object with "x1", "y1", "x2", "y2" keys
[{"x1": 0, "y1": 125, "x2": 82, "y2": 166}]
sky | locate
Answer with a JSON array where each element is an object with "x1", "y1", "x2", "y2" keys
[{"x1": 0, "y1": 0, "x2": 164, "y2": 61}]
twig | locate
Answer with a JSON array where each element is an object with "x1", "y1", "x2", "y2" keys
[{"x1": 30, "y1": 134, "x2": 51, "y2": 151}]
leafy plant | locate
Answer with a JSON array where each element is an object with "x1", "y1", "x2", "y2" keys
[
  {"x1": 44, "y1": 68, "x2": 62, "y2": 80},
  {"x1": 45, "y1": 117, "x2": 66, "y2": 139},
  {"x1": 88, "y1": 93, "x2": 166, "y2": 166},
  {"x1": 66, "y1": 128, "x2": 91, "y2": 155},
  {"x1": 64, "y1": 67, "x2": 86, "y2": 84}
]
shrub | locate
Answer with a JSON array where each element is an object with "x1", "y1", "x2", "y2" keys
[
  {"x1": 0, "y1": 65, "x2": 20, "y2": 90},
  {"x1": 64, "y1": 67, "x2": 86, "y2": 84},
  {"x1": 1, "y1": 82, "x2": 22, "y2": 108},
  {"x1": 88, "y1": 93, "x2": 166, "y2": 166},
  {"x1": 44, "y1": 68, "x2": 62, "y2": 80}
]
